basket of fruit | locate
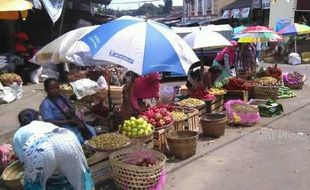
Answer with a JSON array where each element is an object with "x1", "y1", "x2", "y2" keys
[
  {"x1": 139, "y1": 106, "x2": 174, "y2": 131},
  {"x1": 120, "y1": 117, "x2": 154, "y2": 140},
  {"x1": 109, "y1": 147, "x2": 166, "y2": 190},
  {"x1": 177, "y1": 98, "x2": 205, "y2": 109},
  {"x1": 171, "y1": 111, "x2": 188, "y2": 131},
  {"x1": 86, "y1": 133, "x2": 131, "y2": 152},
  {"x1": 283, "y1": 72, "x2": 306, "y2": 90}
]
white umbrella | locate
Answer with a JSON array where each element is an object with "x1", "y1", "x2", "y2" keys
[
  {"x1": 31, "y1": 25, "x2": 99, "y2": 65},
  {"x1": 183, "y1": 30, "x2": 233, "y2": 49}
]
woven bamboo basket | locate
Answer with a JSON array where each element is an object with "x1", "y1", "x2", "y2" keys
[
  {"x1": 109, "y1": 147, "x2": 166, "y2": 190},
  {"x1": 1, "y1": 160, "x2": 24, "y2": 190},
  {"x1": 253, "y1": 86, "x2": 280, "y2": 100},
  {"x1": 283, "y1": 74, "x2": 306, "y2": 90},
  {"x1": 165, "y1": 130, "x2": 198, "y2": 159}
]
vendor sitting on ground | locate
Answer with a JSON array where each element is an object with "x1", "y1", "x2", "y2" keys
[
  {"x1": 212, "y1": 40, "x2": 238, "y2": 81},
  {"x1": 186, "y1": 65, "x2": 222, "y2": 94},
  {"x1": 40, "y1": 78, "x2": 95, "y2": 144},
  {"x1": 13, "y1": 109, "x2": 94, "y2": 190}
]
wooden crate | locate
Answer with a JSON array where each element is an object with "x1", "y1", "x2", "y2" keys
[
  {"x1": 153, "y1": 126, "x2": 173, "y2": 153},
  {"x1": 88, "y1": 152, "x2": 112, "y2": 185},
  {"x1": 224, "y1": 90, "x2": 249, "y2": 102},
  {"x1": 205, "y1": 95, "x2": 224, "y2": 113},
  {"x1": 184, "y1": 109, "x2": 200, "y2": 132},
  {"x1": 196, "y1": 104, "x2": 206, "y2": 117},
  {"x1": 172, "y1": 109, "x2": 200, "y2": 132},
  {"x1": 94, "y1": 85, "x2": 124, "y2": 104}
]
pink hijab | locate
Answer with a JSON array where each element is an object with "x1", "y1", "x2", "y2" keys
[{"x1": 215, "y1": 41, "x2": 238, "y2": 66}]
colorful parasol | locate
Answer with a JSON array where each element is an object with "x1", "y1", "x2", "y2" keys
[
  {"x1": 233, "y1": 25, "x2": 246, "y2": 35},
  {"x1": 0, "y1": 0, "x2": 33, "y2": 20},
  {"x1": 278, "y1": 23, "x2": 310, "y2": 35},
  {"x1": 233, "y1": 32, "x2": 282, "y2": 43},
  {"x1": 242, "y1": 26, "x2": 276, "y2": 33}
]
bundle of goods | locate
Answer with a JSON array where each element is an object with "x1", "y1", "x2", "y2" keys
[
  {"x1": 139, "y1": 106, "x2": 174, "y2": 129},
  {"x1": 70, "y1": 78, "x2": 100, "y2": 100},
  {"x1": 224, "y1": 100, "x2": 260, "y2": 126},
  {"x1": 177, "y1": 98, "x2": 205, "y2": 108},
  {"x1": 278, "y1": 86, "x2": 296, "y2": 99},
  {"x1": 256, "y1": 66, "x2": 282, "y2": 80},
  {"x1": 258, "y1": 99, "x2": 283, "y2": 117},
  {"x1": 67, "y1": 70, "x2": 87, "y2": 82},
  {"x1": 254, "y1": 77, "x2": 279, "y2": 86},
  {"x1": 120, "y1": 117, "x2": 154, "y2": 139},
  {"x1": 208, "y1": 88, "x2": 227, "y2": 96},
  {"x1": 109, "y1": 148, "x2": 166, "y2": 190},
  {"x1": 283, "y1": 72, "x2": 306, "y2": 90},
  {"x1": 190, "y1": 87, "x2": 215, "y2": 101},
  {"x1": 0, "y1": 73, "x2": 22, "y2": 86},
  {"x1": 87, "y1": 133, "x2": 131, "y2": 152},
  {"x1": 159, "y1": 85, "x2": 177, "y2": 104},
  {"x1": 223, "y1": 77, "x2": 251, "y2": 90}
]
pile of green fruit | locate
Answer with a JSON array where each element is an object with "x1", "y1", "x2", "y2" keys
[
  {"x1": 88, "y1": 133, "x2": 130, "y2": 151},
  {"x1": 120, "y1": 117, "x2": 154, "y2": 138}
]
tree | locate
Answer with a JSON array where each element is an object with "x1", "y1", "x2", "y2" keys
[{"x1": 163, "y1": 0, "x2": 173, "y2": 14}]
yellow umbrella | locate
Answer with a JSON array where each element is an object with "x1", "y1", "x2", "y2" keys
[{"x1": 0, "y1": 0, "x2": 33, "y2": 20}]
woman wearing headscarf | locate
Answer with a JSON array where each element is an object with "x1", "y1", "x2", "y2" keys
[
  {"x1": 212, "y1": 41, "x2": 238, "y2": 82},
  {"x1": 40, "y1": 78, "x2": 96, "y2": 144},
  {"x1": 12, "y1": 109, "x2": 94, "y2": 190}
]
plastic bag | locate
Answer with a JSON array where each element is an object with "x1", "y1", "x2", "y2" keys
[
  {"x1": 288, "y1": 53, "x2": 301, "y2": 65},
  {"x1": 97, "y1": 75, "x2": 108, "y2": 90},
  {"x1": 258, "y1": 99, "x2": 283, "y2": 117},
  {"x1": 159, "y1": 85, "x2": 177, "y2": 104},
  {"x1": 224, "y1": 100, "x2": 260, "y2": 125},
  {"x1": 0, "y1": 82, "x2": 16, "y2": 104},
  {"x1": 10, "y1": 83, "x2": 23, "y2": 100},
  {"x1": 30, "y1": 66, "x2": 43, "y2": 84},
  {"x1": 70, "y1": 78, "x2": 99, "y2": 100}
]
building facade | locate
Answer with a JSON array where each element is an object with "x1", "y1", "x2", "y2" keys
[{"x1": 183, "y1": 0, "x2": 235, "y2": 17}]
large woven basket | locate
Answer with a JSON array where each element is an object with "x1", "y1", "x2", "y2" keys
[
  {"x1": 109, "y1": 148, "x2": 166, "y2": 190},
  {"x1": 253, "y1": 86, "x2": 280, "y2": 100},
  {"x1": 1, "y1": 160, "x2": 24, "y2": 190},
  {"x1": 166, "y1": 130, "x2": 198, "y2": 159}
]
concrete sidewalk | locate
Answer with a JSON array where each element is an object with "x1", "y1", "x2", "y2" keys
[{"x1": 0, "y1": 84, "x2": 45, "y2": 143}]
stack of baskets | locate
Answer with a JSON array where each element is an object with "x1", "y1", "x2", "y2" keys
[{"x1": 109, "y1": 148, "x2": 166, "y2": 190}]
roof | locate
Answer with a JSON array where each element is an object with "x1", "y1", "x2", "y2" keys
[
  {"x1": 171, "y1": 24, "x2": 233, "y2": 34},
  {"x1": 223, "y1": 0, "x2": 253, "y2": 10}
]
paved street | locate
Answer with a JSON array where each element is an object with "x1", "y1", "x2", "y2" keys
[{"x1": 0, "y1": 63, "x2": 310, "y2": 190}]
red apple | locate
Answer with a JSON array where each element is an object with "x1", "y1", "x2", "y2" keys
[
  {"x1": 154, "y1": 112, "x2": 162, "y2": 121},
  {"x1": 163, "y1": 116, "x2": 172, "y2": 125}
]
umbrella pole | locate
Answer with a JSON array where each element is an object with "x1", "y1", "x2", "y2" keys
[
  {"x1": 200, "y1": 48, "x2": 204, "y2": 87},
  {"x1": 294, "y1": 37, "x2": 297, "y2": 53}
]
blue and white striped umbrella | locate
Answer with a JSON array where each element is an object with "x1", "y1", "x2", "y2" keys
[{"x1": 69, "y1": 16, "x2": 199, "y2": 75}]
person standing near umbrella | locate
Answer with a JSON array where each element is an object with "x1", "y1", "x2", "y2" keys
[{"x1": 212, "y1": 41, "x2": 238, "y2": 81}]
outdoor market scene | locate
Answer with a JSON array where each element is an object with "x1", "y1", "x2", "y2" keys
[{"x1": 0, "y1": 0, "x2": 310, "y2": 189}]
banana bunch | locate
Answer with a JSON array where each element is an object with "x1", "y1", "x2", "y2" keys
[{"x1": 208, "y1": 88, "x2": 227, "y2": 96}]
